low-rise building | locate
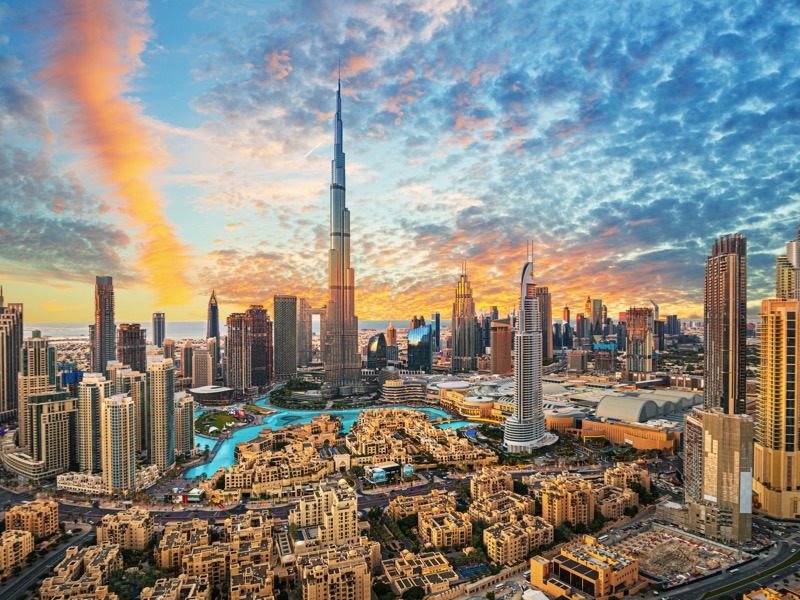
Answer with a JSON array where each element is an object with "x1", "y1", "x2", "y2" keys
[
  {"x1": 140, "y1": 574, "x2": 212, "y2": 600},
  {"x1": 386, "y1": 489, "x2": 455, "y2": 521},
  {"x1": 298, "y1": 546, "x2": 371, "y2": 600},
  {"x1": 230, "y1": 564, "x2": 274, "y2": 600},
  {"x1": 530, "y1": 535, "x2": 641, "y2": 599},
  {"x1": 97, "y1": 508, "x2": 154, "y2": 551},
  {"x1": 382, "y1": 550, "x2": 459, "y2": 596},
  {"x1": 469, "y1": 490, "x2": 536, "y2": 526},
  {"x1": 470, "y1": 468, "x2": 513, "y2": 500},
  {"x1": 38, "y1": 544, "x2": 122, "y2": 600},
  {"x1": 484, "y1": 515, "x2": 554, "y2": 566},
  {"x1": 5, "y1": 499, "x2": 59, "y2": 539},
  {"x1": 156, "y1": 520, "x2": 209, "y2": 570},
  {"x1": 743, "y1": 589, "x2": 800, "y2": 600},
  {"x1": 418, "y1": 508, "x2": 472, "y2": 549},
  {"x1": 594, "y1": 486, "x2": 639, "y2": 520},
  {"x1": 181, "y1": 544, "x2": 230, "y2": 589},
  {"x1": 0, "y1": 530, "x2": 34, "y2": 575},
  {"x1": 604, "y1": 462, "x2": 651, "y2": 491},
  {"x1": 541, "y1": 475, "x2": 595, "y2": 527}
]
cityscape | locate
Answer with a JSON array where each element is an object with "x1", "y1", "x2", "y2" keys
[{"x1": 1, "y1": 2, "x2": 800, "y2": 600}]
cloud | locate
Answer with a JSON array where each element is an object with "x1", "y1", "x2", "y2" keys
[{"x1": 42, "y1": 0, "x2": 193, "y2": 305}]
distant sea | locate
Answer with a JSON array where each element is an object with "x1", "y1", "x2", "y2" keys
[{"x1": 26, "y1": 320, "x2": 451, "y2": 339}]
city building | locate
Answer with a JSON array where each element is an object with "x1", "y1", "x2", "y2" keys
[
  {"x1": 490, "y1": 320, "x2": 513, "y2": 376},
  {"x1": 386, "y1": 489, "x2": 456, "y2": 521},
  {"x1": 141, "y1": 575, "x2": 212, "y2": 600},
  {"x1": 156, "y1": 520, "x2": 209, "y2": 570},
  {"x1": 407, "y1": 324, "x2": 433, "y2": 373},
  {"x1": 192, "y1": 347, "x2": 214, "y2": 388},
  {"x1": 97, "y1": 508, "x2": 154, "y2": 551},
  {"x1": 541, "y1": 475, "x2": 595, "y2": 527},
  {"x1": 604, "y1": 463, "x2": 650, "y2": 491},
  {"x1": 149, "y1": 359, "x2": 176, "y2": 471},
  {"x1": 366, "y1": 333, "x2": 387, "y2": 370},
  {"x1": 299, "y1": 546, "x2": 371, "y2": 600},
  {"x1": 116, "y1": 369, "x2": 148, "y2": 455},
  {"x1": 38, "y1": 544, "x2": 122, "y2": 599},
  {"x1": 225, "y1": 313, "x2": 252, "y2": 394},
  {"x1": 471, "y1": 469, "x2": 513, "y2": 500},
  {"x1": 274, "y1": 295, "x2": 298, "y2": 380},
  {"x1": 5, "y1": 499, "x2": 59, "y2": 539},
  {"x1": 625, "y1": 307, "x2": 654, "y2": 375},
  {"x1": 535, "y1": 285, "x2": 553, "y2": 359},
  {"x1": 0, "y1": 530, "x2": 33, "y2": 575},
  {"x1": 451, "y1": 265, "x2": 481, "y2": 372},
  {"x1": 91, "y1": 276, "x2": 115, "y2": 374},
  {"x1": 17, "y1": 333, "x2": 57, "y2": 452},
  {"x1": 469, "y1": 490, "x2": 536, "y2": 525},
  {"x1": 418, "y1": 507, "x2": 472, "y2": 549},
  {"x1": 410, "y1": 315, "x2": 426, "y2": 329},
  {"x1": 323, "y1": 77, "x2": 362, "y2": 395},
  {"x1": 530, "y1": 536, "x2": 641, "y2": 599},
  {"x1": 163, "y1": 338, "x2": 176, "y2": 361},
  {"x1": 246, "y1": 305, "x2": 272, "y2": 387},
  {"x1": 382, "y1": 550, "x2": 459, "y2": 596},
  {"x1": 180, "y1": 340, "x2": 193, "y2": 379},
  {"x1": 116, "y1": 323, "x2": 146, "y2": 372},
  {"x1": 289, "y1": 481, "x2": 360, "y2": 549},
  {"x1": 484, "y1": 515, "x2": 554, "y2": 566},
  {"x1": 78, "y1": 374, "x2": 113, "y2": 473},
  {"x1": 566, "y1": 350, "x2": 588, "y2": 373},
  {"x1": 504, "y1": 255, "x2": 555, "y2": 452},
  {"x1": 563, "y1": 306, "x2": 570, "y2": 325},
  {"x1": 431, "y1": 312, "x2": 441, "y2": 352},
  {"x1": 0, "y1": 291, "x2": 23, "y2": 414},
  {"x1": 101, "y1": 394, "x2": 136, "y2": 495},
  {"x1": 684, "y1": 407, "x2": 754, "y2": 544},
  {"x1": 704, "y1": 234, "x2": 747, "y2": 414},
  {"x1": 385, "y1": 322, "x2": 397, "y2": 346},
  {"x1": 152, "y1": 312, "x2": 165, "y2": 348},
  {"x1": 206, "y1": 290, "x2": 220, "y2": 373},
  {"x1": 593, "y1": 342, "x2": 617, "y2": 373},
  {"x1": 297, "y1": 298, "x2": 313, "y2": 368},
  {"x1": 175, "y1": 394, "x2": 195, "y2": 457},
  {"x1": 754, "y1": 298, "x2": 800, "y2": 519}
]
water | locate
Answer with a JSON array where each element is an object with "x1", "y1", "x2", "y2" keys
[
  {"x1": 185, "y1": 404, "x2": 472, "y2": 479},
  {"x1": 27, "y1": 319, "x2": 453, "y2": 340}
]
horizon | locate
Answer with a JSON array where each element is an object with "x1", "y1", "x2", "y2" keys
[{"x1": 2, "y1": 1, "x2": 798, "y2": 322}]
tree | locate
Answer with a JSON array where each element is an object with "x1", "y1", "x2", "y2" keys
[
  {"x1": 513, "y1": 480, "x2": 529, "y2": 495},
  {"x1": 351, "y1": 465, "x2": 365, "y2": 477},
  {"x1": 486, "y1": 592, "x2": 496, "y2": 600},
  {"x1": 402, "y1": 586, "x2": 426, "y2": 600}
]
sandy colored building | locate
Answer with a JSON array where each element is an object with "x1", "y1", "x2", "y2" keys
[
  {"x1": 299, "y1": 546, "x2": 371, "y2": 600},
  {"x1": 382, "y1": 550, "x2": 459, "y2": 595},
  {"x1": 484, "y1": 515, "x2": 554, "y2": 566},
  {"x1": 530, "y1": 535, "x2": 641, "y2": 599},
  {"x1": 386, "y1": 489, "x2": 455, "y2": 521},
  {"x1": 230, "y1": 564, "x2": 274, "y2": 600},
  {"x1": 541, "y1": 475, "x2": 595, "y2": 527},
  {"x1": 97, "y1": 508, "x2": 154, "y2": 551},
  {"x1": 418, "y1": 507, "x2": 472, "y2": 549},
  {"x1": 470, "y1": 468, "x2": 513, "y2": 500},
  {"x1": 289, "y1": 481, "x2": 360, "y2": 552},
  {"x1": 469, "y1": 490, "x2": 536, "y2": 526},
  {"x1": 5, "y1": 499, "x2": 58, "y2": 539},
  {"x1": 156, "y1": 520, "x2": 209, "y2": 570},
  {"x1": 604, "y1": 463, "x2": 651, "y2": 491},
  {"x1": 580, "y1": 419, "x2": 681, "y2": 455},
  {"x1": 141, "y1": 574, "x2": 212, "y2": 600},
  {"x1": 0, "y1": 530, "x2": 33, "y2": 575},
  {"x1": 38, "y1": 544, "x2": 122, "y2": 600},
  {"x1": 181, "y1": 544, "x2": 230, "y2": 589},
  {"x1": 744, "y1": 588, "x2": 800, "y2": 600},
  {"x1": 594, "y1": 486, "x2": 639, "y2": 520}
]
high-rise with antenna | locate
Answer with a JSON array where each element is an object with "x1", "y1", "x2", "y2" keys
[
  {"x1": 451, "y1": 263, "x2": 480, "y2": 372},
  {"x1": 504, "y1": 243, "x2": 557, "y2": 452}
]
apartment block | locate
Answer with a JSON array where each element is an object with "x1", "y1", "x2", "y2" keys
[
  {"x1": 38, "y1": 544, "x2": 122, "y2": 600},
  {"x1": 470, "y1": 468, "x2": 513, "y2": 500},
  {"x1": 229, "y1": 564, "x2": 274, "y2": 600},
  {"x1": 288, "y1": 482, "x2": 359, "y2": 550},
  {"x1": 386, "y1": 489, "x2": 455, "y2": 521},
  {"x1": 0, "y1": 530, "x2": 33, "y2": 574},
  {"x1": 604, "y1": 463, "x2": 651, "y2": 491},
  {"x1": 541, "y1": 476, "x2": 595, "y2": 527},
  {"x1": 141, "y1": 574, "x2": 212, "y2": 600},
  {"x1": 298, "y1": 546, "x2": 371, "y2": 600},
  {"x1": 382, "y1": 550, "x2": 459, "y2": 596},
  {"x1": 594, "y1": 486, "x2": 639, "y2": 520},
  {"x1": 469, "y1": 490, "x2": 536, "y2": 526},
  {"x1": 97, "y1": 508, "x2": 154, "y2": 551},
  {"x1": 181, "y1": 544, "x2": 230, "y2": 589},
  {"x1": 418, "y1": 508, "x2": 472, "y2": 549},
  {"x1": 156, "y1": 520, "x2": 209, "y2": 570},
  {"x1": 484, "y1": 515, "x2": 554, "y2": 566},
  {"x1": 5, "y1": 499, "x2": 58, "y2": 539}
]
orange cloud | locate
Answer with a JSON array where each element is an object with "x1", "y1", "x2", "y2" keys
[
  {"x1": 265, "y1": 49, "x2": 292, "y2": 81},
  {"x1": 43, "y1": 0, "x2": 192, "y2": 304}
]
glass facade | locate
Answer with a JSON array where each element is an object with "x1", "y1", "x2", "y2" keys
[
  {"x1": 367, "y1": 333, "x2": 387, "y2": 370},
  {"x1": 407, "y1": 325, "x2": 433, "y2": 373}
]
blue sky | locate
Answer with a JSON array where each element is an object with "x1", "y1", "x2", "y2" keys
[{"x1": 1, "y1": 0, "x2": 798, "y2": 321}]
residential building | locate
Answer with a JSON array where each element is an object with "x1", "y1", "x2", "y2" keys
[
  {"x1": 149, "y1": 359, "x2": 176, "y2": 471},
  {"x1": 382, "y1": 550, "x2": 459, "y2": 596},
  {"x1": 192, "y1": 347, "x2": 214, "y2": 388},
  {"x1": 625, "y1": 307, "x2": 654, "y2": 375},
  {"x1": 17, "y1": 333, "x2": 57, "y2": 452},
  {"x1": 418, "y1": 507, "x2": 472, "y2": 549},
  {"x1": 91, "y1": 276, "x2": 115, "y2": 374},
  {"x1": 97, "y1": 509, "x2": 154, "y2": 551},
  {"x1": 604, "y1": 463, "x2": 650, "y2": 491},
  {"x1": 274, "y1": 295, "x2": 298, "y2": 380},
  {"x1": 181, "y1": 544, "x2": 229, "y2": 589},
  {"x1": 115, "y1": 369, "x2": 149, "y2": 455},
  {"x1": 297, "y1": 298, "x2": 313, "y2": 368},
  {"x1": 0, "y1": 530, "x2": 33, "y2": 575},
  {"x1": 484, "y1": 515, "x2": 554, "y2": 565},
  {"x1": 246, "y1": 305, "x2": 272, "y2": 387},
  {"x1": 490, "y1": 320, "x2": 513, "y2": 376},
  {"x1": 78, "y1": 374, "x2": 114, "y2": 473},
  {"x1": 174, "y1": 394, "x2": 195, "y2": 457},
  {"x1": 101, "y1": 394, "x2": 136, "y2": 495},
  {"x1": 289, "y1": 481, "x2": 359, "y2": 549},
  {"x1": 116, "y1": 323, "x2": 146, "y2": 372},
  {"x1": 385, "y1": 322, "x2": 397, "y2": 346},
  {"x1": 163, "y1": 339, "x2": 176, "y2": 361},
  {"x1": 535, "y1": 285, "x2": 553, "y2": 359},
  {"x1": 471, "y1": 469, "x2": 513, "y2": 500},
  {"x1": 225, "y1": 313, "x2": 252, "y2": 394},
  {"x1": 469, "y1": 490, "x2": 536, "y2": 525},
  {"x1": 206, "y1": 290, "x2": 220, "y2": 371},
  {"x1": 141, "y1": 575, "x2": 211, "y2": 600},
  {"x1": 156, "y1": 520, "x2": 209, "y2": 570},
  {"x1": 387, "y1": 489, "x2": 456, "y2": 521},
  {"x1": 152, "y1": 312, "x2": 165, "y2": 348},
  {"x1": 299, "y1": 546, "x2": 371, "y2": 600},
  {"x1": 431, "y1": 312, "x2": 441, "y2": 352},
  {"x1": 541, "y1": 475, "x2": 595, "y2": 527},
  {"x1": 39, "y1": 544, "x2": 122, "y2": 600},
  {"x1": 180, "y1": 340, "x2": 193, "y2": 379},
  {"x1": 0, "y1": 295, "x2": 23, "y2": 414},
  {"x1": 5, "y1": 499, "x2": 59, "y2": 539}
]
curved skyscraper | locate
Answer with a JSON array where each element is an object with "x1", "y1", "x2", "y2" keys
[
  {"x1": 323, "y1": 76, "x2": 361, "y2": 394},
  {"x1": 504, "y1": 259, "x2": 556, "y2": 453},
  {"x1": 206, "y1": 290, "x2": 220, "y2": 372}
]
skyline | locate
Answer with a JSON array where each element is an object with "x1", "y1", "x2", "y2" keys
[{"x1": 2, "y1": 1, "x2": 799, "y2": 322}]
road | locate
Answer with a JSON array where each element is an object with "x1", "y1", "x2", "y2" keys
[{"x1": 0, "y1": 527, "x2": 94, "y2": 600}]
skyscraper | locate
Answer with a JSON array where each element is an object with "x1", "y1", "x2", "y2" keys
[
  {"x1": 274, "y1": 296, "x2": 297, "y2": 380},
  {"x1": 78, "y1": 374, "x2": 114, "y2": 473},
  {"x1": 625, "y1": 307, "x2": 653, "y2": 375},
  {"x1": 192, "y1": 347, "x2": 213, "y2": 388},
  {"x1": 534, "y1": 286, "x2": 553, "y2": 360},
  {"x1": 152, "y1": 312, "x2": 165, "y2": 348},
  {"x1": 101, "y1": 394, "x2": 136, "y2": 496},
  {"x1": 385, "y1": 323, "x2": 397, "y2": 347},
  {"x1": 149, "y1": 360, "x2": 175, "y2": 471},
  {"x1": 430, "y1": 313, "x2": 441, "y2": 352},
  {"x1": 246, "y1": 305, "x2": 271, "y2": 388},
  {"x1": 323, "y1": 76, "x2": 361, "y2": 394},
  {"x1": 116, "y1": 324, "x2": 147, "y2": 373},
  {"x1": 0, "y1": 291, "x2": 23, "y2": 414},
  {"x1": 776, "y1": 226, "x2": 800, "y2": 300},
  {"x1": 92, "y1": 276, "x2": 115, "y2": 374},
  {"x1": 490, "y1": 320, "x2": 512, "y2": 375},
  {"x1": 410, "y1": 315, "x2": 426, "y2": 330},
  {"x1": 366, "y1": 333, "x2": 387, "y2": 370},
  {"x1": 174, "y1": 394, "x2": 195, "y2": 458},
  {"x1": 27, "y1": 391, "x2": 78, "y2": 477},
  {"x1": 407, "y1": 325, "x2": 433, "y2": 374},
  {"x1": 17, "y1": 333, "x2": 57, "y2": 452},
  {"x1": 116, "y1": 369, "x2": 149, "y2": 455},
  {"x1": 297, "y1": 298, "x2": 313, "y2": 368},
  {"x1": 206, "y1": 290, "x2": 220, "y2": 372},
  {"x1": 451, "y1": 265, "x2": 480, "y2": 372},
  {"x1": 704, "y1": 234, "x2": 747, "y2": 414},
  {"x1": 225, "y1": 313, "x2": 252, "y2": 395},
  {"x1": 162, "y1": 339, "x2": 175, "y2": 361},
  {"x1": 180, "y1": 340, "x2": 193, "y2": 379},
  {"x1": 562, "y1": 306, "x2": 570, "y2": 325},
  {"x1": 753, "y1": 298, "x2": 800, "y2": 519},
  {"x1": 504, "y1": 257, "x2": 553, "y2": 453}
]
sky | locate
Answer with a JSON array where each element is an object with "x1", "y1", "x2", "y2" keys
[{"x1": 1, "y1": 0, "x2": 799, "y2": 323}]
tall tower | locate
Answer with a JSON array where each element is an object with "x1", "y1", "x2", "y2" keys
[
  {"x1": 430, "y1": 313, "x2": 441, "y2": 352},
  {"x1": 385, "y1": 323, "x2": 397, "y2": 347},
  {"x1": 534, "y1": 286, "x2": 553, "y2": 360},
  {"x1": 17, "y1": 333, "x2": 57, "y2": 452},
  {"x1": 504, "y1": 252, "x2": 554, "y2": 453},
  {"x1": 101, "y1": 394, "x2": 136, "y2": 496},
  {"x1": 704, "y1": 234, "x2": 747, "y2": 414},
  {"x1": 562, "y1": 306, "x2": 570, "y2": 325},
  {"x1": 0, "y1": 293, "x2": 24, "y2": 413},
  {"x1": 116, "y1": 369, "x2": 149, "y2": 456},
  {"x1": 451, "y1": 265, "x2": 479, "y2": 372},
  {"x1": 225, "y1": 313, "x2": 252, "y2": 395},
  {"x1": 78, "y1": 374, "x2": 113, "y2": 473},
  {"x1": 116, "y1": 324, "x2": 147, "y2": 372},
  {"x1": 323, "y1": 75, "x2": 361, "y2": 394},
  {"x1": 152, "y1": 312, "x2": 165, "y2": 348},
  {"x1": 274, "y1": 296, "x2": 298, "y2": 380},
  {"x1": 149, "y1": 360, "x2": 175, "y2": 471},
  {"x1": 246, "y1": 305, "x2": 271, "y2": 387},
  {"x1": 490, "y1": 320, "x2": 513, "y2": 375},
  {"x1": 206, "y1": 290, "x2": 220, "y2": 373},
  {"x1": 625, "y1": 307, "x2": 654, "y2": 375},
  {"x1": 92, "y1": 276, "x2": 115, "y2": 374},
  {"x1": 297, "y1": 298, "x2": 313, "y2": 368}
]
